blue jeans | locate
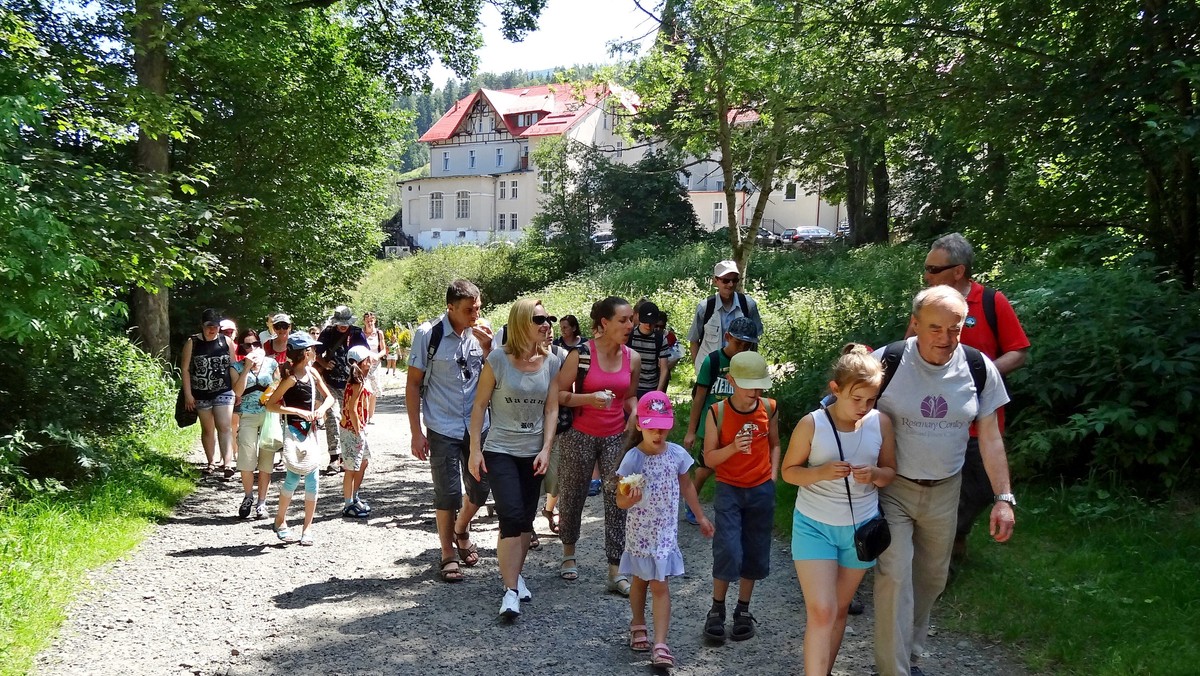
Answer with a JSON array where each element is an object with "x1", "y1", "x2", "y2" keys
[{"x1": 712, "y1": 479, "x2": 775, "y2": 582}]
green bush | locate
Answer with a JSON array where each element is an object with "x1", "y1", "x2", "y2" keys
[{"x1": 0, "y1": 334, "x2": 176, "y2": 485}]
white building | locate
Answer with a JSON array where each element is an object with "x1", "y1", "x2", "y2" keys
[
  {"x1": 399, "y1": 83, "x2": 642, "y2": 249},
  {"x1": 683, "y1": 157, "x2": 843, "y2": 235}
]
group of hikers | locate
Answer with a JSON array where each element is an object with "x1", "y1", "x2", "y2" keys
[{"x1": 180, "y1": 232, "x2": 1029, "y2": 675}]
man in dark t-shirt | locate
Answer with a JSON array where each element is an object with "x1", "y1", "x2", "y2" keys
[{"x1": 315, "y1": 305, "x2": 368, "y2": 474}]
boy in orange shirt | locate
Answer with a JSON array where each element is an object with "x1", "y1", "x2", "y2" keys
[{"x1": 701, "y1": 351, "x2": 781, "y2": 642}]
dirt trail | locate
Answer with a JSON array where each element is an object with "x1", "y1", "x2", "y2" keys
[{"x1": 36, "y1": 375, "x2": 1026, "y2": 675}]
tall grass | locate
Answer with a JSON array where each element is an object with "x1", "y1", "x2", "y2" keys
[{"x1": 0, "y1": 426, "x2": 195, "y2": 675}]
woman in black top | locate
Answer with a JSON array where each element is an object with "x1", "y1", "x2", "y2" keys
[{"x1": 181, "y1": 308, "x2": 239, "y2": 475}]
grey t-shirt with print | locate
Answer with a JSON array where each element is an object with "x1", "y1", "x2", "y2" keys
[
  {"x1": 873, "y1": 337, "x2": 1008, "y2": 480},
  {"x1": 482, "y1": 349, "x2": 562, "y2": 457}
]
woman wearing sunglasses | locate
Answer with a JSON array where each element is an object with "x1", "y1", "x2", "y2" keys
[
  {"x1": 468, "y1": 299, "x2": 562, "y2": 619},
  {"x1": 263, "y1": 313, "x2": 295, "y2": 365},
  {"x1": 232, "y1": 329, "x2": 279, "y2": 519}
]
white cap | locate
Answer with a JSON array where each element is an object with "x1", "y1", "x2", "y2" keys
[
  {"x1": 713, "y1": 260, "x2": 738, "y2": 278},
  {"x1": 219, "y1": 319, "x2": 236, "y2": 331},
  {"x1": 347, "y1": 345, "x2": 372, "y2": 364}
]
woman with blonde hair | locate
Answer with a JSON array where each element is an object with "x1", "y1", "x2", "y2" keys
[{"x1": 468, "y1": 298, "x2": 562, "y2": 619}]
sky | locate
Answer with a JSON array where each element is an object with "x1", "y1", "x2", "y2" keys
[{"x1": 428, "y1": 0, "x2": 659, "y2": 85}]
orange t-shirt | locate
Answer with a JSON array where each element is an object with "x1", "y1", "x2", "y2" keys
[{"x1": 709, "y1": 397, "x2": 775, "y2": 488}]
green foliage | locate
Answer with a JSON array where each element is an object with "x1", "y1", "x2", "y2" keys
[
  {"x1": 940, "y1": 485, "x2": 1200, "y2": 674},
  {"x1": 0, "y1": 433, "x2": 194, "y2": 675}
]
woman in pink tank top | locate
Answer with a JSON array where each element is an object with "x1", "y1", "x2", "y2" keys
[{"x1": 554, "y1": 296, "x2": 642, "y2": 595}]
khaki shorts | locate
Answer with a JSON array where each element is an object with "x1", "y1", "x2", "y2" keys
[{"x1": 235, "y1": 411, "x2": 276, "y2": 473}]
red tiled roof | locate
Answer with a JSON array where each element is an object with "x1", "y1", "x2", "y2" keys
[{"x1": 419, "y1": 83, "x2": 637, "y2": 143}]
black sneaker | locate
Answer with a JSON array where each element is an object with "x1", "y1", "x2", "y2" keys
[{"x1": 237, "y1": 495, "x2": 253, "y2": 519}]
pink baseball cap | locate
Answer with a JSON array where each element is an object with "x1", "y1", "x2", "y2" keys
[{"x1": 636, "y1": 391, "x2": 675, "y2": 430}]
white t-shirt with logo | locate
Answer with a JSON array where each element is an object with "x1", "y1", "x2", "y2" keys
[{"x1": 872, "y1": 337, "x2": 1008, "y2": 480}]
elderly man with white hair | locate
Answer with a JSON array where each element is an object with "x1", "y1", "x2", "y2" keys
[{"x1": 871, "y1": 285, "x2": 1016, "y2": 676}]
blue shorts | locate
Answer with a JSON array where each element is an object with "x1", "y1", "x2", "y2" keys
[
  {"x1": 712, "y1": 480, "x2": 775, "y2": 582},
  {"x1": 791, "y1": 509, "x2": 876, "y2": 570}
]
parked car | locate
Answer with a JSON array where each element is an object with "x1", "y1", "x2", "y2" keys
[
  {"x1": 756, "y1": 228, "x2": 782, "y2": 247},
  {"x1": 592, "y1": 232, "x2": 616, "y2": 252},
  {"x1": 785, "y1": 226, "x2": 835, "y2": 249}
]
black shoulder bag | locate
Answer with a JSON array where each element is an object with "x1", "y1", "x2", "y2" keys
[{"x1": 821, "y1": 407, "x2": 891, "y2": 562}]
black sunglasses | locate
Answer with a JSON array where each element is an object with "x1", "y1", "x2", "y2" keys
[
  {"x1": 718, "y1": 276, "x2": 741, "y2": 285},
  {"x1": 531, "y1": 315, "x2": 558, "y2": 325},
  {"x1": 273, "y1": 322, "x2": 291, "y2": 330},
  {"x1": 924, "y1": 263, "x2": 961, "y2": 275},
  {"x1": 455, "y1": 355, "x2": 472, "y2": 381},
  {"x1": 243, "y1": 340, "x2": 259, "y2": 347}
]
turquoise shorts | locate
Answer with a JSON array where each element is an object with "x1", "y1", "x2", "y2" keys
[{"x1": 791, "y1": 509, "x2": 876, "y2": 570}]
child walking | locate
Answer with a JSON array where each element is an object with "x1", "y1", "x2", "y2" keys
[
  {"x1": 616, "y1": 391, "x2": 714, "y2": 670},
  {"x1": 340, "y1": 345, "x2": 375, "y2": 518},
  {"x1": 264, "y1": 333, "x2": 333, "y2": 546},
  {"x1": 781, "y1": 344, "x2": 896, "y2": 675},
  {"x1": 701, "y1": 350, "x2": 781, "y2": 643}
]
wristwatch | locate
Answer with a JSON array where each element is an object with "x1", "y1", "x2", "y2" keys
[{"x1": 994, "y1": 492, "x2": 1017, "y2": 507}]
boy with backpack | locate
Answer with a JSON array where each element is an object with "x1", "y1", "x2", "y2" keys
[{"x1": 627, "y1": 301, "x2": 670, "y2": 398}]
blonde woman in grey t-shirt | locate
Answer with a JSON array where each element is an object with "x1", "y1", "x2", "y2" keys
[{"x1": 468, "y1": 298, "x2": 562, "y2": 620}]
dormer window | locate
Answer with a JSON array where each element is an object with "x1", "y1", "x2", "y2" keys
[{"x1": 516, "y1": 113, "x2": 540, "y2": 127}]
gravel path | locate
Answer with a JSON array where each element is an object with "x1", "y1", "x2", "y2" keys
[{"x1": 36, "y1": 376, "x2": 1027, "y2": 675}]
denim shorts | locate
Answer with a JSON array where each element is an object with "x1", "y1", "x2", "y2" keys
[
  {"x1": 428, "y1": 429, "x2": 490, "y2": 511},
  {"x1": 194, "y1": 391, "x2": 235, "y2": 410},
  {"x1": 791, "y1": 509, "x2": 876, "y2": 570},
  {"x1": 712, "y1": 479, "x2": 776, "y2": 582}
]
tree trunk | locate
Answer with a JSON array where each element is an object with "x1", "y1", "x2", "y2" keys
[
  {"x1": 131, "y1": 0, "x2": 172, "y2": 359},
  {"x1": 868, "y1": 138, "x2": 890, "y2": 243},
  {"x1": 845, "y1": 143, "x2": 869, "y2": 246}
]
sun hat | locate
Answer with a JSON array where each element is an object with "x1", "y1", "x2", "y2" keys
[
  {"x1": 287, "y1": 333, "x2": 321, "y2": 350},
  {"x1": 727, "y1": 316, "x2": 760, "y2": 344},
  {"x1": 636, "y1": 391, "x2": 675, "y2": 430},
  {"x1": 271, "y1": 313, "x2": 293, "y2": 326},
  {"x1": 329, "y1": 305, "x2": 357, "y2": 326},
  {"x1": 728, "y1": 351, "x2": 773, "y2": 390},
  {"x1": 713, "y1": 260, "x2": 739, "y2": 278},
  {"x1": 347, "y1": 345, "x2": 372, "y2": 364}
]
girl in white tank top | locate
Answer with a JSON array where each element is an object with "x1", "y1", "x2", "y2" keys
[{"x1": 780, "y1": 344, "x2": 897, "y2": 676}]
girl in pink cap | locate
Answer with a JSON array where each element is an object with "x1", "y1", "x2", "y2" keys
[{"x1": 615, "y1": 391, "x2": 714, "y2": 670}]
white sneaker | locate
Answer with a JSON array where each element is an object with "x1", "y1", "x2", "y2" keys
[
  {"x1": 254, "y1": 503, "x2": 268, "y2": 519},
  {"x1": 516, "y1": 575, "x2": 531, "y2": 602},
  {"x1": 499, "y1": 589, "x2": 520, "y2": 619}
]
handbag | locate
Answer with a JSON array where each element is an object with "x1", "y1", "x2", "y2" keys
[
  {"x1": 281, "y1": 374, "x2": 328, "y2": 475},
  {"x1": 821, "y1": 406, "x2": 891, "y2": 562},
  {"x1": 174, "y1": 389, "x2": 198, "y2": 428},
  {"x1": 259, "y1": 411, "x2": 284, "y2": 452}
]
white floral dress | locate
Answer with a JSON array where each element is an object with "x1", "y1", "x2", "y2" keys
[{"x1": 617, "y1": 442, "x2": 694, "y2": 581}]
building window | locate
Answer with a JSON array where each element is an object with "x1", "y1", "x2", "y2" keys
[
  {"x1": 511, "y1": 180, "x2": 518, "y2": 199},
  {"x1": 510, "y1": 213, "x2": 518, "y2": 229},
  {"x1": 540, "y1": 170, "x2": 552, "y2": 192},
  {"x1": 457, "y1": 230, "x2": 467, "y2": 239},
  {"x1": 441, "y1": 152, "x2": 449, "y2": 172},
  {"x1": 715, "y1": 180, "x2": 724, "y2": 191},
  {"x1": 784, "y1": 182, "x2": 797, "y2": 200},
  {"x1": 602, "y1": 105, "x2": 610, "y2": 129},
  {"x1": 499, "y1": 180, "x2": 506, "y2": 199},
  {"x1": 498, "y1": 213, "x2": 507, "y2": 230},
  {"x1": 430, "y1": 192, "x2": 444, "y2": 220},
  {"x1": 456, "y1": 190, "x2": 470, "y2": 219},
  {"x1": 431, "y1": 230, "x2": 441, "y2": 239},
  {"x1": 496, "y1": 148, "x2": 504, "y2": 167},
  {"x1": 712, "y1": 201, "x2": 724, "y2": 225},
  {"x1": 616, "y1": 141, "x2": 623, "y2": 158},
  {"x1": 469, "y1": 150, "x2": 476, "y2": 169}
]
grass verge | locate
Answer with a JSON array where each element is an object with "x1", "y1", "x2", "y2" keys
[
  {"x1": 940, "y1": 485, "x2": 1200, "y2": 675},
  {"x1": 0, "y1": 426, "x2": 196, "y2": 676}
]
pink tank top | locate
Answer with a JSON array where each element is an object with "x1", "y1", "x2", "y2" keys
[{"x1": 572, "y1": 340, "x2": 632, "y2": 438}]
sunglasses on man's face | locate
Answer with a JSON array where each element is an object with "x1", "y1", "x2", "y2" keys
[
  {"x1": 718, "y1": 276, "x2": 741, "y2": 285},
  {"x1": 273, "y1": 322, "x2": 291, "y2": 330},
  {"x1": 924, "y1": 263, "x2": 961, "y2": 275},
  {"x1": 531, "y1": 315, "x2": 558, "y2": 325}
]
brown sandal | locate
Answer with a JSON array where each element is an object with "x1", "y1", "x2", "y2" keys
[
  {"x1": 439, "y1": 558, "x2": 464, "y2": 582},
  {"x1": 454, "y1": 531, "x2": 480, "y2": 567}
]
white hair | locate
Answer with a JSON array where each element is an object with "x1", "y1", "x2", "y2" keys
[{"x1": 913, "y1": 285, "x2": 967, "y2": 319}]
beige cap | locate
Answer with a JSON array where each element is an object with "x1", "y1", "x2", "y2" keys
[{"x1": 728, "y1": 351, "x2": 772, "y2": 390}]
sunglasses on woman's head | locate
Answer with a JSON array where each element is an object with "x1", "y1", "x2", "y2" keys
[
  {"x1": 273, "y1": 322, "x2": 290, "y2": 330},
  {"x1": 531, "y1": 315, "x2": 558, "y2": 325}
]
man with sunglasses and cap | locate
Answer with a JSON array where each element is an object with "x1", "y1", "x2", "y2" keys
[
  {"x1": 407, "y1": 279, "x2": 495, "y2": 582},
  {"x1": 687, "y1": 260, "x2": 763, "y2": 377},
  {"x1": 912, "y1": 233, "x2": 1029, "y2": 570},
  {"x1": 315, "y1": 306, "x2": 369, "y2": 475}
]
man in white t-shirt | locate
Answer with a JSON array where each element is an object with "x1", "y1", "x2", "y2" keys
[{"x1": 871, "y1": 285, "x2": 1016, "y2": 676}]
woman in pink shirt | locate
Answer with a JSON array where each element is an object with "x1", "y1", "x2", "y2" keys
[{"x1": 554, "y1": 296, "x2": 641, "y2": 594}]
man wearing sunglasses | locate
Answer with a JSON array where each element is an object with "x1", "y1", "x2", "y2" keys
[
  {"x1": 407, "y1": 279, "x2": 494, "y2": 582},
  {"x1": 687, "y1": 260, "x2": 763, "y2": 376},
  {"x1": 315, "y1": 306, "x2": 369, "y2": 475},
  {"x1": 913, "y1": 233, "x2": 1029, "y2": 568}
]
